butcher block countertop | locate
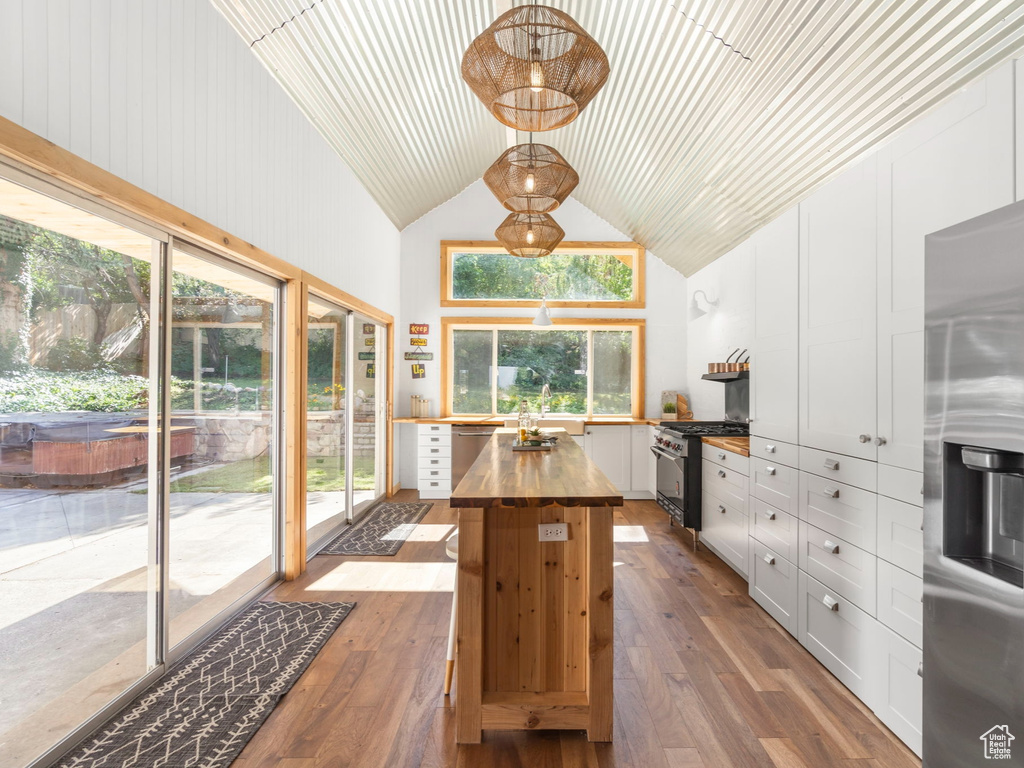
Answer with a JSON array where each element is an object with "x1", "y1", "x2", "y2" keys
[
  {"x1": 701, "y1": 436, "x2": 750, "y2": 457},
  {"x1": 449, "y1": 431, "x2": 624, "y2": 509}
]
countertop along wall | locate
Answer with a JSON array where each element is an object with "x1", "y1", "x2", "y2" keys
[
  {"x1": 0, "y1": 0, "x2": 401, "y2": 316},
  {"x1": 396, "y1": 179, "x2": 689, "y2": 419}
]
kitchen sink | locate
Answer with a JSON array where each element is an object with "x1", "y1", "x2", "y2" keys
[{"x1": 502, "y1": 417, "x2": 586, "y2": 435}]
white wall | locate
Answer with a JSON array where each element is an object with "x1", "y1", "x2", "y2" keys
[
  {"x1": 684, "y1": 240, "x2": 754, "y2": 420},
  {"x1": 396, "y1": 179, "x2": 689, "y2": 420},
  {"x1": 0, "y1": 0, "x2": 401, "y2": 316}
]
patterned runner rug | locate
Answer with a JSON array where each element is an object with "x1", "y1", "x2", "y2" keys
[
  {"x1": 319, "y1": 501, "x2": 433, "y2": 556},
  {"x1": 56, "y1": 601, "x2": 355, "y2": 768}
]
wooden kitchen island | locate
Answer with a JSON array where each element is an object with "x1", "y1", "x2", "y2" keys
[{"x1": 449, "y1": 430, "x2": 622, "y2": 744}]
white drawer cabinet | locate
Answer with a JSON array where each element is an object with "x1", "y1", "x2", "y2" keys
[
  {"x1": 799, "y1": 521, "x2": 877, "y2": 615},
  {"x1": 417, "y1": 425, "x2": 452, "y2": 498},
  {"x1": 877, "y1": 560, "x2": 923, "y2": 649},
  {"x1": 799, "y1": 472, "x2": 877, "y2": 552},
  {"x1": 702, "y1": 459, "x2": 748, "y2": 511},
  {"x1": 703, "y1": 445, "x2": 749, "y2": 475},
  {"x1": 874, "y1": 624, "x2": 923, "y2": 756},
  {"x1": 799, "y1": 571, "x2": 878, "y2": 706},
  {"x1": 749, "y1": 538, "x2": 798, "y2": 635},
  {"x1": 750, "y1": 497, "x2": 799, "y2": 564},
  {"x1": 751, "y1": 457, "x2": 799, "y2": 516},
  {"x1": 876, "y1": 495, "x2": 923, "y2": 576},
  {"x1": 701, "y1": 490, "x2": 748, "y2": 578},
  {"x1": 799, "y1": 446, "x2": 877, "y2": 492},
  {"x1": 877, "y1": 465, "x2": 924, "y2": 508},
  {"x1": 418, "y1": 431, "x2": 452, "y2": 448},
  {"x1": 749, "y1": 436, "x2": 799, "y2": 469}
]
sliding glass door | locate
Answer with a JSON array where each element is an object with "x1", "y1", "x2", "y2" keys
[
  {"x1": 0, "y1": 174, "x2": 165, "y2": 767},
  {"x1": 167, "y1": 244, "x2": 281, "y2": 652},
  {"x1": 352, "y1": 314, "x2": 387, "y2": 514},
  {"x1": 305, "y1": 297, "x2": 349, "y2": 545},
  {"x1": 304, "y1": 300, "x2": 387, "y2": 549}
]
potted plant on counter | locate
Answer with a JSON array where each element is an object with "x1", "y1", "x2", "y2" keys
[{"x1": 661, "y1": 401, "x2": 677, "y2": 420}]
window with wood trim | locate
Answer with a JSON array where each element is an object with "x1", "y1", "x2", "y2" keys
[
  {"x1": 441, "y1": 241, "x2": 645, "y2": 308},
  {"x1": 442, "y1": 318, "x2": 644, "y2": 418}
]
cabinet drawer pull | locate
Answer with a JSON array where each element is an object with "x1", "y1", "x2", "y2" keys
[
  {"x1": 823, "y1": 539, "x2": 840, "y2": 554},
  {"x1": 430, "y1": 448, "x2": 441, "y2": 454},
  {"x1": 765, "y1": 466, "x2": 776, "y2": 476},
  {"x1": 859, "y1": 434, "x2": 871, "y2": 443},
  {"x1": 430, "y1": 482, "x2": 439, "y2": 487},
  {"x1": 822, "y1": 594, "x2": 840, "y2": 611},
  {"x1": 763, "y1": 510, "x2": 776, "y2": 521},
  {"x1": 717, "y1": 504, "x2": 727, "y2": 514},
  {"x1": 765, "y1": 444, "x2": 776, "y2": 453},
  {"x1": 718, "y1": 451, "x2": 727, "y2": 460},
  {"x1": 718, "y1": 469, "x2": 726, "y2": 478},
  {"x1": 429, "y1": 470, "x2": 439, "y2": 476},
  {"x1": 763, "y1": 553, "x2": 776, "y2": 566},
  {"x1": 917, "y1": 661, "x2": 923, "y2": 678},
  {"x1": 430, "y1": 459, "x2": 439, "y2": 465},
  {"x1": 824, "y1": 485, "x2": 840, "y2": 499},
  {"x1": 824, "y1": 458, "x2": 840, "y2": 471}
]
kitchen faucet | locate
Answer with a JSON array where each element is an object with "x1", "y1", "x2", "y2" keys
[{"x1": 541, "y1": 383, "x2": 552, "y2": 415}]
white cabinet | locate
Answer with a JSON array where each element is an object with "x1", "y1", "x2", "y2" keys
[
  {"x1": 749, "y1": 538, "x2": 799, "y2": 635},
  {"x1": 751, "y1": 208, "x2": 799, "y2": 444},
  {"x1": 702, "y1": 489, "x2": 749, "y2": 578},
  {"x1": 799, "y1": 571, "x2": 878, "y2": 706},
  {"x1": 876, "y1": 62, "x2": 1014, "y2": 472},
  {"x1": 874, "y1": 625, "x2": 923, "y2": 756},
  {"x1": 584, "y1": 425, "x2": 632, "y2": 493},
  {"x1": 702, "y1": 452, "x2": 750, "y2": 579},
  {"x1": 798, "y1": 157, "x2": 878, "y2": 460},
  {"x1": 630, "y1": 425, "x2": 653, "y2": 498},
  {"x1": 416, "y1": 424, "x2": 452, "y2": 499}
]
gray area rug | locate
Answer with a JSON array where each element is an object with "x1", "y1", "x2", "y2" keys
[
  {"x1": 56, "y1": 601, "x2": 355, "y2": 768},
  {"x1": 319, "y1": 501, "x2": 433, "y2": 555}
]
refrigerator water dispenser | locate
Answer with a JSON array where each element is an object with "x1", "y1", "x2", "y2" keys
[{"x1": 943, "y1": 443, "x2": 1024, "y2": 587}]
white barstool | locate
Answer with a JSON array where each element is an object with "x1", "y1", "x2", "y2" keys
[{"x1": 444, "y1": 531, "x2": 459, "y2": 695}]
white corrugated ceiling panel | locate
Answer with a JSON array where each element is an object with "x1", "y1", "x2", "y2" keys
[{"x1": 212, "y1": 0, "x2": 1024, "y2": 275}]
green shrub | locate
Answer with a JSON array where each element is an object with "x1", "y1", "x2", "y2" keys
[
  {"x1": 0, "y1": 369, "x2": 148, "y2": 413},
  {"x1": 45, "y1": 338, "x2": 102, "y2": 372}
]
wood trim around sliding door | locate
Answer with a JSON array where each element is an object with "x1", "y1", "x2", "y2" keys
[{"x1": 0, "y1": 115, "x2": 397, "y2": 580}]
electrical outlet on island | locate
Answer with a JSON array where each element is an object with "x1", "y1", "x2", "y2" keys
[{"x1": 538, "y1": 522, "x2": 568, "y2": 542}]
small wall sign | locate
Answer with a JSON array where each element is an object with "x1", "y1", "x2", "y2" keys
[
  {"x1": 357, "y1": 351, "x2": 375, "y2": 361},
  {"x1": 411, "y1": 363, "x2": 426, "y2": 379},
  {"x1": 366, "y1": 364, "x2": 375, "y2": 378},
  {"x1": 364, "y1": 337, "x2": 375, "y2": 346},
  {"x1": 410, "y1": 337, "x2": 427, "y2": 347},
  {"x1": 409, "y1": 323, "x2": 429, "y2": 335},
  {"x1": 362, "y1": 323, "x2": 374, "y2": 335},
  {"x1": 404, "y1": 351, "x2": 434, "y2": 361}
]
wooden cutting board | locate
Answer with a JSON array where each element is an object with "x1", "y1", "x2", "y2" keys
[{"x1": 676, "y1": 394, "x2": 694, "y2": 420}]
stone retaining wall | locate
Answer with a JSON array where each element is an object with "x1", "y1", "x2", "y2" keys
[{"x1": 185, "y1": 403, "x2": 378, "y2": 463}]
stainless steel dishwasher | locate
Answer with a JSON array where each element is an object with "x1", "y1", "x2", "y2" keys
[{"x1": 452, "y1": 425, "x2": 497, "y2": 489}]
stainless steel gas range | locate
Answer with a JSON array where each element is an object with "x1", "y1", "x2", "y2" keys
[{"x1": 651, "y1": 420, "x2": 749, "y2": 549}]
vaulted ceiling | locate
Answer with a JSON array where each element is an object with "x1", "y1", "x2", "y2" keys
[{"x1": 212, "y1": 0, "x2": 1024, "y2": 276}]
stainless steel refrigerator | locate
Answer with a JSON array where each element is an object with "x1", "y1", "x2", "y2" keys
[{"x1": 925, "y1": 200, "x2": 1024, "y2": 767}]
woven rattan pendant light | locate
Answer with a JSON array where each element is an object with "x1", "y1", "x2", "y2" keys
[
  {"x1": 495, "y1": 212, "x2": 565, "y2": 258},
  {"x1": 484, "y1": 141, "x2": 579, "y2": 214},
  {"x1": 461, "y1": 4, "x2": 610, "y2": 132}
]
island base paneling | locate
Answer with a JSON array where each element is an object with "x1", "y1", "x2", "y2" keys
[{"x1": 455, "y1": 505, "x2": 613, "y2": 744}]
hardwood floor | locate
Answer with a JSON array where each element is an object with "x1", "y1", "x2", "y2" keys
[{"x1": 232, "y1": 492, "x2": 921, "y2": 768}]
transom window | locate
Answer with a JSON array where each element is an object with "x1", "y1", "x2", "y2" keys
[
  {"x1": 441, "y1": 241, "x2": 645, "y2": 308},
  {"x1": 443, "y1": 318, "x2": 644, "y2": 418}
]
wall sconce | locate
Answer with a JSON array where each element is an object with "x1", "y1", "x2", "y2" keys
[{"x1": 689, "y1": 289, "x2": 719, "y2": 321}]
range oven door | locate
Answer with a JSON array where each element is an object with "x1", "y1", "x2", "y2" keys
[{"x1": 652, "y1": 445, "x2": 687, "y2": 521}]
